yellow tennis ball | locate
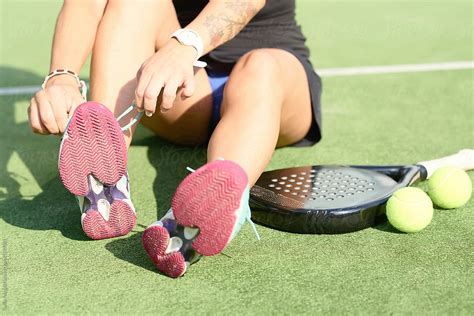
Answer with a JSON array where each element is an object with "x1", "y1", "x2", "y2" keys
[
  {"x1": 428, "y1": 167, "x2": 472, "y2": 209},
  {"x1": 386, "y1": 187, "x2": 433, "y2": 233}
]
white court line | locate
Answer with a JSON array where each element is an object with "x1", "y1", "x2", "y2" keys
[
  {"x1": 0, "y1": 60, "x2": 473, "y2": 96},
  {"x1": 0, "y1": 85, "x2": 41, "y2": 95},
  {"x1": 318, "y1": 60, "x2": 474, "y2": 77}
]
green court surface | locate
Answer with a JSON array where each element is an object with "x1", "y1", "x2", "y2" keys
[{"x1": 1, "y1": 0, "x2": 473, "y2": 314}]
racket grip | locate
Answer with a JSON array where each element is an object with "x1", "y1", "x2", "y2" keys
[{"x1": 418, "y1": 149, "x2": 474, "y2": 178}]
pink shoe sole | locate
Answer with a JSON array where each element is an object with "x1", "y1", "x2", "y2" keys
[
  {"x1": 142, "y1": 226, "x2": 186, "y2": 278},
  {"x1": 59, "y1": 102, "x2": 135, "y2": 240},
  {"x1": 172, "y1": 160, "x2": 248, "y2": 256},
  {"x1": 142, "y1": 160, "x2": 248, "y2": 278},
  {"x1": 82, "y1": 201, "x2": 136, "y2": 240},
  {"x1": 59, "y1": 102, "x2": 127, "y2": 196}
]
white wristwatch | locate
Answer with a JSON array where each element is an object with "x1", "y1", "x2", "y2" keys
[{"x1": 171, "y1": 29, "x2": 207, "y2": 68}]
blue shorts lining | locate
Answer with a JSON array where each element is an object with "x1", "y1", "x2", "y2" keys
[{"x1": 206, "y1": 70, "x2": 229, "y2": 135}]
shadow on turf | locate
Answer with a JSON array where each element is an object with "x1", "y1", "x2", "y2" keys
[
  {"x1": 0, "y1": 66, "x2": 209, "y2": 259},
  {"x1": 104, "y1": 135, "x2": 207, "y2": 269},
  {"x1": 0, "y1": 178, "x2": 89, "y2": 240},
  {"x1": 139, "y1": 135, "x2": 207, "y2": 219},
  {"x1": 372, "y1": 220, "x2": 404, "y2": 234},
  {"x1": 0, "y1": 66, "x2": 90, "y2": 240},
  {"x1": 105, "y1": 232, "x2": 157, "y2": 272}
]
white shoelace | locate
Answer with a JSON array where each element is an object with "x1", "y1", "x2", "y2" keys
[{"x1": 116, "y1": 103, "x2": 143, "y2": 131}]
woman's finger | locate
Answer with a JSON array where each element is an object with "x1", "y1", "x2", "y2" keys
[
  {"x1": 181, "y1": 72, "x2": 196, "y2": 99},
  {"x1": 160, "y1": 79, "x2": 181, "y2": 112},
  {"x1": 48, "y1": 88, "x2": 70, "y2": 134},
  {"x1": 69, "y1": 93, "x2": 86, "y2": 118},
  {"x1": 143, "y1": 75, "x2": 164, "y2": 117},
  {"x1": 135, "y1": 63, "x2": 154, "y2": 111},
  {"x1": 36, "y1": 90, "x2": 60, "y2": 135},
  {"x1": 28, "y1": 97, "x2": 49, "y2": 135}
]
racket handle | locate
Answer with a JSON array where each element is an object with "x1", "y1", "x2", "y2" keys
[{"x1": 418, "y1": 149, "x2": 474, "y2": 178}]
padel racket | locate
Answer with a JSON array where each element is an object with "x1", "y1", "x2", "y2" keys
[{"x1": 249, "y1": 149, "x2": 474, "y2": 234}]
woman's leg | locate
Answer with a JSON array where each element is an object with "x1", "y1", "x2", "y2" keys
[
  {"x1": 207, "y1": 49, "x2": 313, "y2": 185},
  {"x1": 90, "y1": 0, "x2": 212, "y2": 146},
  {"x1": 142, "y1": 49, "x2": 313, "y2": 276}
]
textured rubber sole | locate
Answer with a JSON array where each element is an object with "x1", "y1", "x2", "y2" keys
[
  {"x1": 82, "y1": 200, "x2": 136, "y2": 240},
  {"x1": 142, "y1": 226, "x2": 187, "y2": 278},
  {"x1": 59, "y1": 102, "x2": 127, "y2": 196},
  {"x1": 172, "y1": 160, "x2": 248, "y2": 256},
  {"x1": 142, "y1": 160, "x2": 248, "y2": 278},
  {"x1": 59, "y1": 102, "x2": 134, "y2": 240}
]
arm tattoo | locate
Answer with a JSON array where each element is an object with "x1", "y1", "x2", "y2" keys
[{"x1": 203, "y1": 0, "x2": 259, "y2": 47}]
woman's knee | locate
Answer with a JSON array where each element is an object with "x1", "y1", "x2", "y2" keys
[
  {"x1": 224, "y1": 49, "x2": 284, "y2": 103},
  {"x1": 232, "y1": 49, "x2": 282, "y2": 80},
  {"x1": 105, "y1": 0, "x2": 169, "y2": 9},
  {"x1": 104, "y1": 0, "x2": 177, "y2": 47},
  {"x1": 61, "y1": 0, "x2": 107, "y2": 22},
  {"x1": 104, "y1": 0, "x2": 172, "y2": 21}
]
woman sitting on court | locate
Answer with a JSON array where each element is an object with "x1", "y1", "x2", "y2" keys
[{"x1": 28, "y1": 0, "x2": 322, "y2": 277}]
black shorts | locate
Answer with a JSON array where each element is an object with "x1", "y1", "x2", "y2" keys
[
  {"x1": 281, "y1": 48, "x2": 322, "y2": 147},
  {"x1": 204, "y1": 49, "x2": 322, "y2": 147}
]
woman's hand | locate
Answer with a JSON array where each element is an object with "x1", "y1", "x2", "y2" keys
[
  {"x1": 135, "y1": 39, "x2": 198, "y2": 116},
  {"x1": 28, "y1": 76, "x2": 85, "y2": 135}
]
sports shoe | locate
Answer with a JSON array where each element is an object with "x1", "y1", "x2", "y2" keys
[
  {"x1": 58, "y1": 101, "x2": 141, "y2": 240},
  {"x1": 142, "y1": 159, "x2": 260, "y2": 278}
]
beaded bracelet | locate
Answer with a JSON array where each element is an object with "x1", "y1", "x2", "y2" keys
[{"x1": 42, "y1": 69, "x2": 87, "y2": 100}]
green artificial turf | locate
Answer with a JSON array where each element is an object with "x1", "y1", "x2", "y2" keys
[{"x1": 1, "y1": 0, "x2": 473, "y2": 314}]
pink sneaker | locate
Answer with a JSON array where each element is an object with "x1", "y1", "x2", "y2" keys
[
  {"x1": 59, "y1": 101, "x2": 140, "y2": 240},
  {"x1": 142, "y1": 160, "x2": 259, "y2": 278}
]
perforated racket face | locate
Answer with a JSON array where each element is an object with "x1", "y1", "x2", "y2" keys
[{"x1": 251, "y1": 166, "x2": 399, "y2": 211}]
